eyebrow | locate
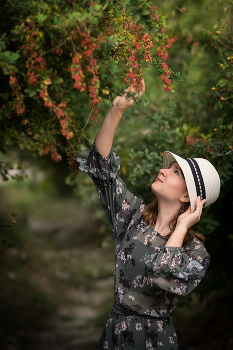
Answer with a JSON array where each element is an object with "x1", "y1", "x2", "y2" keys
[
  {"x1": 170, "y1": 161, "x2": 180, "y2": 170},
  {"x1": 174, "y1": 164, "x2": 181, "y2": 170}
]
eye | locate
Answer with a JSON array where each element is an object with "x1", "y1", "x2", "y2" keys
[{"x1": 168, "y1": 164, "x2": 179, "y2": 174}]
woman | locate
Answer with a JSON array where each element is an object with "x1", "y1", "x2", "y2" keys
[{"x1": 76, "y1": 80, "x2": 220, "y2": 350}]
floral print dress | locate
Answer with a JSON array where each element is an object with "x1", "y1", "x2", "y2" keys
[{"x1": 76, "y1": 141, "x2": 210, "y2": 350}]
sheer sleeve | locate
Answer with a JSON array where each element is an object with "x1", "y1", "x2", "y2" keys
[
  {"x1": 76, "y1": 141, "x2": 145, "y2": 243},
  {"x1": 144, "y1": 238, "x2": 210, "y2": 296}
]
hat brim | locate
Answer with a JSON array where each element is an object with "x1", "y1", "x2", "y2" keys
[{"x1": 163, "y1": 151, "x2": 197, "y2": 213}]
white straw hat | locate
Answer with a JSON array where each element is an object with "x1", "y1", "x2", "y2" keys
[{"x1": 163, "y1": 151, "x2": 221, "y2": 212}]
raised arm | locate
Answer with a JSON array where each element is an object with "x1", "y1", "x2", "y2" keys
[{"x1": 95, "y1": 80, "x2": 145, "y2": 158}]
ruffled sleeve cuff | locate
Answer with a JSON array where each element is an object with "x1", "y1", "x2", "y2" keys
[
  {"x1": 144, "y1": 245, "x2": 205, "y2": 281},
  {"x1": 76, "y1": 140, "x2": 121, "y2": 186}
]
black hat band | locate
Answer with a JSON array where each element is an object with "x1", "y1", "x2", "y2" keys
[{"x1": 185, "y1": 158, "x2": 206, "y2": 205}]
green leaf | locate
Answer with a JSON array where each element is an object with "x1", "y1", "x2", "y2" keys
[
  {"x1": 29, "y1": 91, "x2": 36, "y2": 97},
  {"x1": 54, "y1": 77, "x2": 63, "y2": 84},
  {"x1": 11, "y1": 29, "x2": 20, "y2": 35},
  {"x1": 1, "y1": 51, "x2": 19, "y2": 64},
  {"x1": 108, "y1": 59, "x2": 118, "y2": 73},
  {"x1": 142, "y1": 10, "x2": 150, "y2": 16},
  {"x1": 37, "y1": 13, "x2": 47, "y2": 24},
  {"x1": 0, "y1": 33, "x2": 7, "y2": 41},
  {"x1": 135, "y1": 13, "x2": 141, "y2": 22},
  {"x1": 1, "y1": 172, "x2": 8, "y2": 181},
  {"x1": 0, "y1": 42, "x2": 5, "y2": 52}
]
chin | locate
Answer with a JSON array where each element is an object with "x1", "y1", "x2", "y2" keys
[{"x1": 151, "y1": 182, "x2": 158, "y2": 193}]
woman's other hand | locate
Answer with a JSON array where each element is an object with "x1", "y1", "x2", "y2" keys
[
  {"x1": 112, "y1": 79, "x2": 145, "y2": 112},
  {"x1": 165, "y1": 196, "x2": 206, "y2": 247},
  {"x1": 177, "y1": 196, "x2": 207, "y2": 231}
]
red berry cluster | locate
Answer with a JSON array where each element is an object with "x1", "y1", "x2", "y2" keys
[
  {"x1": 150, "y1": 5, "x2": 159, "y2": 22},
  {"x1": 53, "y1": 47, "x2": 63, "y2": 56},
  {"x1": 142, "y1": 33, "x2": 153, "y2": 63},
  {"x1": 22, "y1": 23, "x2": 46, "y2": 85},
  {"x1": 90, "y1": 105, "x2": 100, "y2": 122},
  {"x1": 39, "y1": 85, "x2": 73, "y2": 141},
  {"x1": 70, "y1": 54, "x2": 86, "y2": 92},
  {"x1": 20, "y1": 21, "x2": 74, "y2": 162},
  {"x1": 109, "y1": 6, "x2": 176, "y2": 94},
  {"x1": 41, "y1": 141, "x2": 61, "y2": 163},
  {"x1": 9, "y1": 71, "x2": 25, "y2": 115},
  {"x1": 157, "y1": 37, "x2": 177, "y2": 92},
  {"x1": 67, "y1": 143, "x2": 80, "y2": 175},
  {"x1": 124, "y1": 52, "x2": 143, "y2": 93},
  {"x1": 70, "y1": 28, "x2": 106, "y2": 121},
  {"x1": 88, "y1": 62, "x2": 101, "y2": 105},
  {"x1": 51, "y1": 150, "x2": 62, "y2": 162},
  {"x1": 186, "y1": 37, "x2": 200, "y2": 47},
  {"x1": 42, "y1": 147, "x2": 49, "y2": 155},
  {"x1": 115, "y1": 21, "x2": 143, "y2": 92}
]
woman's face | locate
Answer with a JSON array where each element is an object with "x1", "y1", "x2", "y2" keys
[{"x1": 151, "y1": 161, "x2": 189, "y2": 205}]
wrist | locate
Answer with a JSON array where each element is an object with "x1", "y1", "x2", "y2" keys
[
  {"x1": 165, "y1": 224, "x2": 187, "y2": 248},
  {"x1": 110, "y1": 105, "x2": 124, "y2": 115},
  {"x1": 173, "y1": 223, "x2": 187, "y2": 236}
]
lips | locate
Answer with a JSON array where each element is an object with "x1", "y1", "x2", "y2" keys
[{"x1": 156, "y1": 177, "x2": 163, "y2": 183}]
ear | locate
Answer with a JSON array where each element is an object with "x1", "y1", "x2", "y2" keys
[{"x1": 180, "y1": 192, "x2": 190, "y2": 203}]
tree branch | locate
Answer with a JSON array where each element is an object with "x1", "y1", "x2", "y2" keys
[
  {"x1": 214, "y1": 90, "x2": 232, "y2": 107},
  {"x1": 220, "y1": 35, "x2": 233, "y2": 45},
  {"x1": 211, "y1": 149, "x2": 233, "y2": 157},
  {"x1": 217, "y1": 38, "x2": 233, "y2": 51},
  {"x1": 82, "y1": 133, "x2": 92, "y2": 144},
  {"x1": 69, "y1": 32, "x2": 77, "y2": 55},
  {"x1": 41, "y1": 30, "x2": 79, "y2": 56}
]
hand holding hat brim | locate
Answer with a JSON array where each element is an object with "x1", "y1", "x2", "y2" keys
[{"x1": 177, "y1": 196, "x2": 207, "y2": 231}]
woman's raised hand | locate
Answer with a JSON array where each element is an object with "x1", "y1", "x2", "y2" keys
[
  {"x1": 177, "y1": 196, "x2": 207, "y2": 231},
  {"x1": 95, "y1": 79, "x2": 145, "y2": 158},
  {"x1": 112, "y1": 79, "x2": 145, "y2": 112}
]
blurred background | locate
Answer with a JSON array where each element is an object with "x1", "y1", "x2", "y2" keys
[{"x1": 1, "y1": 0, "x2": 233, "y2": 349}]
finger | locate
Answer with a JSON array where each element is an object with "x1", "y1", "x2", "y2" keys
[
  {"x1": 198, "y1": 198, "x2": 206, "y2": 207},
  {"x1": 196, "y1": 196, "x2": 205, "y2": 218},
  {"x1": 195, "y1": 196, "x2": 201, "y2": 208},
  {"x1": 124, "y1": 80, "x2": 136, "y2": 93},
  {"x1": 138, "y1": 79, "x2": 145, "y2": 95},
  {"x1": 125, "y1": 79, "x2": 145, "y2": 94},
  {"x1": 200, "y1": 199, "x2": 207, "y2": 214},
  {"x1": 195, "y1": 196, "x2": 202, "y2": 216},
  {"x1": 197, "y1": 196, "x2": 204, "y2": 204}
]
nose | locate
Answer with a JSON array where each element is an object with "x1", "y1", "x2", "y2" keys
[{"x1": 159, "y1": 169, "x2": 166, "y2": 176}]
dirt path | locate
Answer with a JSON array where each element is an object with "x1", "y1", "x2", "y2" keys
[
  {"x1": 47, "y1": 277, "x2": 114, "y2": 350},
  {"x1": 2, "y1": 216, "x2": 115, "y2": 350},
  {"x1": 30, "y1": 276, "x2": 114, "y2": 350}
]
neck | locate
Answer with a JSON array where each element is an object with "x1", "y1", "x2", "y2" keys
[{"x1": 154, "y1": 199, "x2": 179, "y2": 235}]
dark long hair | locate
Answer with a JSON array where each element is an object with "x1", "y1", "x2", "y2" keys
[{"x1": 143, "y1": 197, "x2": 205, "y2": 246}]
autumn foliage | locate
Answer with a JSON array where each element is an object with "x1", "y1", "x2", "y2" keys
[{"x1": 0, "y1": 0, "x2": 179, "y2": 175}]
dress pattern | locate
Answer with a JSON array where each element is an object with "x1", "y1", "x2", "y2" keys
[{"x1": 76, "y1": 141, "x2": 210, "y2": 350}]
